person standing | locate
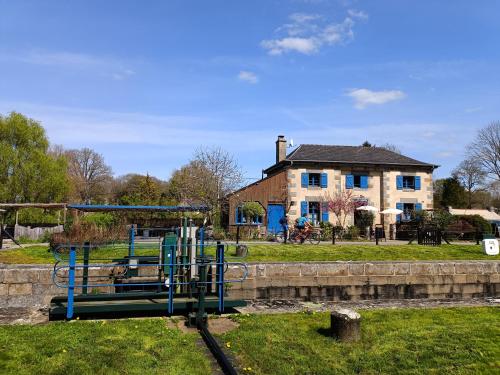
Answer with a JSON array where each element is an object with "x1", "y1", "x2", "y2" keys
[{"x1": 279, "y1": 214, "x2": 289, "y2": 243}]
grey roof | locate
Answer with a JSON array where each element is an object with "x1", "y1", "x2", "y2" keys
[{"x1": 283, "y1": 144, "x2": 436, "y2": 167}]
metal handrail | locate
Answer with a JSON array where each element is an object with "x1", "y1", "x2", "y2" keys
[{"x1": 52, "y1": 261, "x2": 248, "y2": 289}]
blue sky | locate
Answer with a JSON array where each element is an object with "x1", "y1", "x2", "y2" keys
[{"x1": 1, "y1": 0, "x2": 499, "y2": 182}]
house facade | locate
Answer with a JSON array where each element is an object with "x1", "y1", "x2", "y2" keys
[{"x1": 228, "y1": 136, "x2": 438, "y2": 234}]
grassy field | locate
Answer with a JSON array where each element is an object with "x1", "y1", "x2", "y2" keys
[
  {"x1": 242, "y1": 243, "x2": 500, "y2": 262},
  {"x1": 1, "y1": 243, "x2": 498, "y2": 264},
  {"x1": 0, "y1": 318, "x2": 211, "y2": 375},
  {"x1": 1, "y1": 308, "x2": 497, "y2": 374},
  {"x1": 223, "y1": 307, "x2": 500, "y2": 374}
]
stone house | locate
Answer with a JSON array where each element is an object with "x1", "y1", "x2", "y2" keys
[{"x1": 227, "y1": 136, "x2": 438, "y2": 234}]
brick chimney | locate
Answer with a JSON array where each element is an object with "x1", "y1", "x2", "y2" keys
[{"x1": 276, "y1": 135, "x2": 287, "y2": 163}]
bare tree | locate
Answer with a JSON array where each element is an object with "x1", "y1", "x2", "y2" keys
[
  {"x1": 452, "y1": 158, "x2": 487, "y2": 208},
  {"x1": 66, "y1": 148, "x2": 113, "y2": 203},
  {"x1": 469, "y1": 121, "x2": 500, "y2": 180},
  {"x1": 169, "y1": 147, "x2": 243, "y2": 224},
  {"x1": 379, "y1": 143, "x2": 401, "y2": 154}
]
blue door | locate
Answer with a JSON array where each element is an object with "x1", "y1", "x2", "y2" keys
[{"x1": 267, "y1": 204, "x2": 285, "y2": 234}]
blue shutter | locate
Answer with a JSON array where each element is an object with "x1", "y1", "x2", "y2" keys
[
  {"x1": 300, "y1": 201, "x2": 308, "y2": 216},
  {"x1": 396, "y1": 203, "x2": 403, "y2": 223},
  {"x1": 321, "y1": 202, "x2": 329, "y2": 222},
  {"x1": 415, "y1": 176, "x2": 421, "y2": 190},
  {"x1": 360, "y1": 175, "x2": 369, "y2": 189},
  {"x1": 415, "y1": 203, "x2": 422, "y2": 211},
  {"x1": 301, "y1": 173, "x2": 309, "y2": 188},
  {"x1": 235, "y1": 207, "x2": 240, "y2": 224},
  {"x1": 320, "y1": 173, "x2": 328, "y2": 188},
  {"x1": 396, "y1": 175, "x2": 403, "y2": 190},
  {"x1": 346, "y1": 174, "x2": 354, "y2": 189}
]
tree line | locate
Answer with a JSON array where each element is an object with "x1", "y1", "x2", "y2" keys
[
  {"x1": 434, "y1": 121, "x2": 500, "y2": 209},
  {"x1": 0, "y1": 112, "x2": 242, "y2": 225}
]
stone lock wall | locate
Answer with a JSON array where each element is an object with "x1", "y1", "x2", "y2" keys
[
  {"x1": 226, "y1": 261, "x2": 500, "y2": 301},
  {"x1": 1, "y1": 261, "x2": 499, "y2": 310}
]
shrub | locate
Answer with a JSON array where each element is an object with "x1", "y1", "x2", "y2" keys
[
  {"x1": 81, "y1": 213, "x2": 119, "y2": 228},
  {"x1": 355, "y1": 212, "x2": 375, "y2": 230},
  {"x1": 212, "y1": 227, "x2": 227, "y2": 240},
  {"x1": 319, "y1": 221, "x2": 333, "y2": 240},
  {"x1": 454, "y1": 215, "x2": 492, "y2": 234},
  {"x1": 344, "y1": 225, "x2": 360, "y2": 240},
  {"x1": 431, "y1": 210, "x2": 456, "y2": 230}
]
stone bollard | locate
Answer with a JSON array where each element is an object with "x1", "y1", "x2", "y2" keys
[
  {"x1": 235, "y1": 244, "x2": 248, "y2": 257},
  {"x1": 330, "y1": 308, "x2": 361, "y2": 342}
]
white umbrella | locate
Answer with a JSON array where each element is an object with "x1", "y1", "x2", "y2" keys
[
  {"x1": 356, "y1": 205, "x2": 379, "y2": 212},
  {"x1": 380, "y1": 208, "x2": 403, "y2": 215}
]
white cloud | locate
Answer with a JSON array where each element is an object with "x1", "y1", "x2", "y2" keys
[
  {"x1": 261, "y1": 10, "x2": 367, "y2": 55},
  {"x1": 238, "y1": 70, "x2": 259, "y2": 84},
  {"x1": 289, "y1": 13, "x2": 322, "y2": 23},
  {"x1": 347, "y1": 9, "x2": 369, "y2": 20},
  {"x1": 465, "y1": 106, "x2": 483, "y2": 113},
  {"x1": 261, "y1": 37, "x2": 320, "y2": 55},
  {"x1": 1, "y1": 49, "x2": 136, "y2": 80},
  {"x1": 347, "y1": 88, "x2": 406, "y2": 109}
]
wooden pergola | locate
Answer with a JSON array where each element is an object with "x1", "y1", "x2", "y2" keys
[{"x1": 0, "y1": 203, "x2": 69, "y2": 225}]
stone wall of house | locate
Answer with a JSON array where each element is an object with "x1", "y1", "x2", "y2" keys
[
  {"x1": 287, "y1": 167, "x2": 433, "y2": 228},
  {"x1": 1, "y1": 261, "x2": 498, "y2": 310}
]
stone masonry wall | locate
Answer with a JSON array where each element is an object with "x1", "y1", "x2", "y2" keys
[
  {"x1": 1, "y1": 261, "x2": 499, "y2": 310},
  {"x1": 227, "y1": 261, "x2": 500, "y2": 301}
]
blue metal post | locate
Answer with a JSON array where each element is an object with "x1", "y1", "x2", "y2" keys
[
  {"x1": 167, "y1": 243, "x2": 175, "y2": 314},
  {"x1": 67, "y1": 246, "x2": 76, "y2": 320},
  {"x1": 217, "y1": 243, "x2": 225, "y2": 313},
  {"x1": 199, "y1": 227, "x2": 205, "y2": 257},
  {"x1": 129, "y1": 225, "x2": 135, "y2": 257}
]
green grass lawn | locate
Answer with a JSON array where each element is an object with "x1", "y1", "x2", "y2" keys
[
  {"x1": 1, "y1": 243, "x2": 499, "y2": 264},
  {"x1": 242, "y1": 243, "x2": 500, "y2": 262},
  {"x1": 0, "y1": 308, "x2": 498, "y2": 374},
  {"x1": 0, "y1": 318, "x2": 211, "y2": 375},
  {"x1": 222, "y1": 307, "x2": 500, "y2": 374}
]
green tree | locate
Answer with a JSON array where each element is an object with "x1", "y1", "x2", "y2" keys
[
  {"x1": 439, "y1": 177, "x2": 467, "y2": 208},
  {"x1": 115, "y1": 173, "x2": 165, "y2": 205},
  {"x1": 0, "y1": 112, "x2": 68, "y2": 203}
]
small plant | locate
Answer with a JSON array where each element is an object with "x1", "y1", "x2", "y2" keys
[
  {"x1": 319, "y1": 221, "x2": 333, "y2": 240},
  {"x1": 212, "y1": 227, "x2": 227, "y2": 240},
  {"x1": 344, "y1": 225, "x2": 360, "y2": 240}
]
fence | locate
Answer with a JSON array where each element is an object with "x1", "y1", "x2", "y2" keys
[{"x1": 13, "y1": 224, "x2": 64, "y2": 241}]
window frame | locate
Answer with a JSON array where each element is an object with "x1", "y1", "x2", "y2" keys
[
  {"x1": 402, "y1": 176, "x2": 416, "y2": 190},
  {"x1": 308, "y1": 173, "x2": 321, "y2": 187}
]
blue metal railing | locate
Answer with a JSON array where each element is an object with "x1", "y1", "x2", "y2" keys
[{"x1": 52, "y1": 240, "x2": 248, "y2": 319}]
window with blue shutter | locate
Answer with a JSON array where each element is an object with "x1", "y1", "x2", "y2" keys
[
  {"x1": 346, "y1": 174, "x2": 354, "y2": 189},
  {"x1": 396, "y1": 175, "x2": 403, "y2": 190},
  {"x1": 320, "y1": 173, "x2": 328, "y2": 188},
  {"x1": 360, "y1": 175, "x2": 369, "y2": 189},
  {"x1": 321, "y1": 202, "x2": 329, "y2": 222},
  {"x1": 235, "y1": 207, "x2": 243, "y2": 224},
  {"x1": 300, "y1": 201, "x2": 308, "y2": 216},
  {"x1": 396, "y1": 203, "x2": 403, "y2": 223},
  {"x1": 301, "y1": 173, "x2": 309, "y2": 188},
  {"x1": 415, "y1": 176, "x2": 421, "y2": 190}
]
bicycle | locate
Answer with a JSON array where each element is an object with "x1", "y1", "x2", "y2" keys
[{"x1": 288, "y1": 226, "x2": 321, "y2": 245}]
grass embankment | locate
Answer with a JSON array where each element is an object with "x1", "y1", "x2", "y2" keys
[
  {"x1": 223, "y1": 307, "x2": 500, "y2": 374},
  {"x1": 1, "y1": 243, "x2": 499, "y2": 264},
  {"x1": 0, "y1": 318, "x2": 211, "y2": 375}
]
